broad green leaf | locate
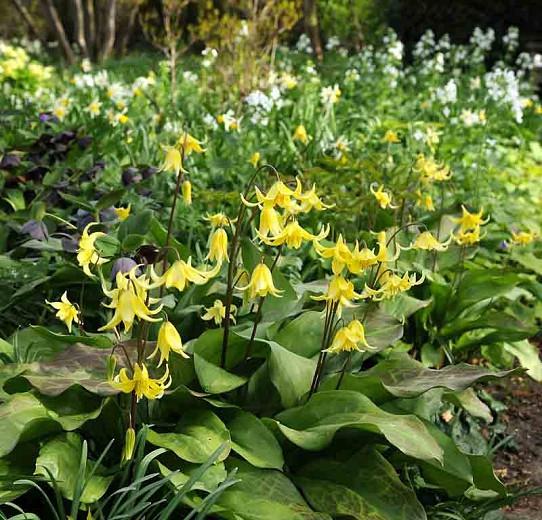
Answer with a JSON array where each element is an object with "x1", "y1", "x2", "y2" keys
[
  {"x1": 0, "y1": 394, "x2": 59, "y2": 457},
  {"x1": 94, "y1": 235, "x2": 120, "y2": 258},
  {"x1": 503, "y1": 340, "x2": 542, "y2": 382},
  {"x1": 157, "y1": 460, "x2": 227, "y2": 492},
  {"x1": 273, "y1": 390, "x2": 443, "y2": 463},
  {"x1": 0, "y1": 444, "x2": 38, "y2": 502},
  {"x1": 30, "y1": 327, "x2": 113, "y2": 349},
  {"x1": 194, "y1": 353, "x2": 247, "y2": 394},
  {"x1": 223, "y1": 409, "x2": 284, "y2": 469},
  {"x1": 217, "y1": 458, "x2": 330, "y2": 520},
  {"x1": 147, "y1": 409, "x2": 231, "y2": 463},
  {"x1": 444, "y1": 388, "x2": 492, "y2": 422},
  {"x1": 271, "y1": 311, "x2": 323, "y2": 358},
  {"x1": 297, "y1": 447, "x2": 426, "y2": 520},
  {"x1": 382, "y1": 294, "x2": 432, "y2": 321},
  {"x1": 35, "y1": 432, "x2": 113, "y2": 503},
  {"x1": 118, "y1": 209, "x2": 153, "y2": 241},
  {"x1": 321, "y1": 354, "x2": 518, "y2": 402}
]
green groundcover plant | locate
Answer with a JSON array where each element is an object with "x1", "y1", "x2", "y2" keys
[{"x1": 0, "y1": 25, "x2": 542, "y2": 519}]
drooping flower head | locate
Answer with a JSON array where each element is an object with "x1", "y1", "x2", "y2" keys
[
  {"x1": 202, "y1": 299, "x2": 237, "y2": 326},
  {"x1": 327, "y1": 320, "x2": 373, "y2": 353},
  {"x1": 148, "y1": 321, "x2": 188, "y2": 366},
  {"x1": 112, "y1": 363, "x2": 171, "y2": 401},
  {"x1": 46, "y1": 291, "x2": 80, "y2": 332},
  {"x1": 77, "y1": 222, "x2": 107, "y2": 277},
  {"x1": 237, "y1": 262, "x2": 283, "y2": 299}
]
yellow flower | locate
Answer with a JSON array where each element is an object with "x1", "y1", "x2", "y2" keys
[
  {"x1": 326, "y1": 320, "x2": 372, "y2": 353},
  {"x1": 52, "y1": 104, "x2": 67, "y2": 120},
  {"x1": 415, "y1": 155, "x2": 452, "y2": 183},
  {"x1": 416, "y1": 190, "x2": 435, "y2": 211},
  {"x1": 202, "y1": 299, "x2": 237, "y2": 326},
  {"x1": 250, "y1": 152, "x2": 261, "y2": 167},
  {"x1": 258, "y1": 202, "x2": 284, "y2": 237},
  {"x1": 314, "y1": 235, "x2": 352, "y2": 275},
  {"x1": 347, "y1": 243, "x2": 378, "y2": 274},
  {"x1": 77, "y1": 222, "x2": 107, "y2": 277},
  {"x1": 370, "y1": 184, "x2": 398, "y2": 210},
  {"x1": 293, "y1": 124, "x2": 309, "y2": 145},
  {"x1": 182, "y1": 179, "x2": 192, "y2": 205},
  {"x1": 114, "y1": 205, "x2": 131, "y2": 221},
  {"x1": 111, "y1": 363, "x2": 171, "y2": 401},
  {"x1": 177, "y1": 132, "x2": 205, "y2": 155},
  {"x1": 535, "y1": 105, "x2": 542, "y2": 115},
  {"x1": 149, "y1": 321, "x2": 188, "y2": 366},
  {"x1": 238, "y1": 262, "x2": 283, "y2": 299},
  {"x1": 258, "y1": 221, "x2": 329, "y2": 249},
  {"x1": 86, "y1": 100, "x2": 101, "y2": 117},
  {"x1": 152, "y1": 259, "x2": 219, "y2": 292},
  {"x1": 118, "y1": 113, "x2": 129, "y2": 125},
  {"x1": 412, "y1": 231, "x2": 451, "y2": 251},
  {"x1": 243, "y1": 180, "x2": 295, "y2": 210},
  {"x1": 364, "y1": 272, "x2": 424, "y2": 300},
  {"x1": 295, "y1": 179, "x2": 334, "y2": 212},
  {"x1": 46, "y1": 291, "x2": 80, "y2": 332},
  {"x1": 382, "y1": 130, "x2": 400, "y2": 143},
  {"x1": 206, "y1": 228, "x2": 229, "y2": 264},
  {"x1": 453, "y1": 206, "x2": 489, "y2": 231},
  {"x1": 204, "y1": 212, "x2": 232, "y2": 228},
  {"x1": 454, "y1": 227, "x2": 481, "y2": 246},
  {"x1": 313, "y1": 275, "x2": 362, "y2": 309},
  {"x1": 99, "y1": 271, "x2": 163, "y2": 333},
  {"x1": 511, "y1": 230, "x2": 537, "y2": 246},
  {"x1": 161, "y1": 146, "x2": 183, "y2": 175}
]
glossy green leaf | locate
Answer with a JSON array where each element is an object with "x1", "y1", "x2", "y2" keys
[
  {"x1": 273, "y1": 390, "x2": 443, "y2": 463},
  {"x1": 297, "y1": 447, "x2": 426, "y2": 520},
  {"x1": 35, "y1": 432, "x2": 113, "y2": 503},
  {"x1": 224, "y1": 409, "x2": 284, "y2": 469},
  {"x1": 147, "y1": 409, "x2": 231, "y2": 463},
  {"x1": 503, "y1": 340, "x2": 542, "y2": 382}
]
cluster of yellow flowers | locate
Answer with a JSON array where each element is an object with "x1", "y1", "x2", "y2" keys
[
  {"x1": 0, "y1": 43, "x2": 52, "y2": 83},
  {"x1": 453, "y1": 205, "x2": 489, "y2": 246}
]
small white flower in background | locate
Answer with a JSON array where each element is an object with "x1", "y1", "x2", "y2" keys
[
  {"x1": 81, "y1": 58, "x2": 92, "y2": 72},
  {"x1": 435, "y1": 79, "x2": 457, "y2": 105},
  {"x1": 325, "y1": 36, "x2": 340, "y2": 51},
  {"x1": 443, "y1": 106, "x2": 451, "y2": 118},
  {"x1": 533, "y1": 54, "x2": 542, "y2": 69},
  {"x1": 280, "y1": 72, "x2": 297, "y2": 89},
  {"x1": 86, "y1": 99, "x2": 102, "y2": 118},
  {"x1": 502, "y1": 26, "x2": 519, "y2": 52},
  {"x1": 388, "y1": 40, "x2": 404, "y2": 61},
  {"x1": 217, "y1": 109, "x2": 240, "y2": 132},
  {"x1": 296, "y1": 34, "x2": 313, "y2": 54},
  {"x1": 333, "y1": 136, "x2": 350, "y2": 157},
  {"x1": 182, "y1": 71, "x2": 198, "y2": 82},
  {"x1": 320, "y1": 84, "x2": 341, "y2": 105},
  {"x1": 470, "y1": 76, "x2": 481, "y2": 90},
  {"x1": 470, "y1": 27, "x2": 495, "y2": 52},
  {"x1": 413, "y1": 129, "x2": 425, "y2": 141},
  {"x1": 94, "y1": 70, "x2": 109, "y2": 88},
  {"x1": 338, "y1": 48, "x2": 348, "y2": 57},
  {"x1": 460, "y1": 109, "x2": 478, "y2": 127},
  {"x1": 202, "y1": 47, "x2": 218, "y2": 68},
  {"x1": 345, "y1": 68, "x2": 360, "y2": 82},
  {"x1": 203, "y1": 113, "x2": 218, "y2": 129}
]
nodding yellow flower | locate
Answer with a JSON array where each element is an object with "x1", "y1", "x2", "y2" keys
[
  {"x1": 293, "y1": 124, "x2": 309, "y2": 145},
  {"x1": 204, "y1": 212, "x2": 233, "y2": 228},
  {"x1": 182, "y1": 179, "x2": 192, "y2": 205},
  {"x1": 416, "y1": 190, "x2": 435, "y2": 211},
  {"x1": 478, "y1": 109, "x2": 487, "y2": 123},
  {"x1": 117, "y1": 113, "x2": 129, "y2": 125},
  {"x1": 99, "y1": 271, "x2": 163, "y2": 333},
  {"x1": 242, "y1": 180, "x2": 297, "y2": 211},
  {"x1": 152, "y1": 258, "x2": 219, "y2": 292},
  {"x1": 453, "y1": 206, "x2": 489, "y2": 231},
  {"x1": 347, "y1": 243, "x2": 378, "y2": 274},
  {"x1": 314, "y1": 235, "x2": 352, "y2": 275},
  {"x1": 535, "y1": 105, "x2": 542, "y2": 115},
  {"x1": 312, "y1": 275, "x2": 362, "y2": 309},
  {"x1": 412, "y1": 231, "x2": 451, "y2": 251},
  {"x1": 206, "y1": 228, "x2": 229, "y2": 264},
  {"x1": 46, "y1": 291, "x2": 80, "y2": 332},
  {"x1": 258, "y1": 221, "x2": 329, "y2": 249},
  {"x1": 161, "y1": 146, "x2": 183, "y2": 175},
  {"x1": 511, "y1": 230, "x2": 538, "y2": 246},
  {"x1": 111, "y1": 363, "x2": 171, "y2": 401},
  {"x1": 77, "y1": 222, "x2": 107, "y2": 277},
  {"x1": 177, "y1": 132, "x2": 205, "y2": 155},
  {"x1": 454, "y1": 227, "x2": 481, "y2": 246},
  {"x1": 114, "y1": 205, "x2": 131, "y2": 221},
  {"x1": 363, "y1": 272, "x2": 424, "y2": 300},
  {"x1": 258, "y1": 202, "x2": 284, "y2": 237},
  {"x1": 370, "y1": 184, "x2": 398, "y2": 210},
  {"x1": 415, "y1": 154, "x2": 452, "y2": 183},
  {"x1": 295, "y1": 179, "x2": 334, "y2": 212},
  {"x1": 326, "y1": 320, "x2": 373, "y2": 353},
  {"x1": 202, "y1": 299, "x2": 237, "y2": 326},
  {"x1": 237, "y1": 262, "x2": 283, "y2": 299},
  {"x1": 382, "y1": 130, "x2": 400, "y2": 143},
  {"x1": 149, "y1": 321, "x2": 188, "y2": 366},
  {"x1": 250, "y1": 152, "x2": 261, "y2": 167}
]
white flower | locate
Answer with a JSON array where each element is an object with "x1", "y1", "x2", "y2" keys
[
  {"x1": 320, "y1": 84, "x2": 341, "y2": 105},
  {"x1": 435, "y1": 79, "x2": 457, "y2": 105},
  {"x1": 388, "y1": 40, "x2": 404, "y2": 61},
  {"x1": 326, "y1": 36, "x2": 340, "y2": 51},
  {"x1": 296, "y1": 34, "x2": 313, "y2": 54},
  {"x1": 183, "y1": 71, "x2": 198, "y2": 82}
]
